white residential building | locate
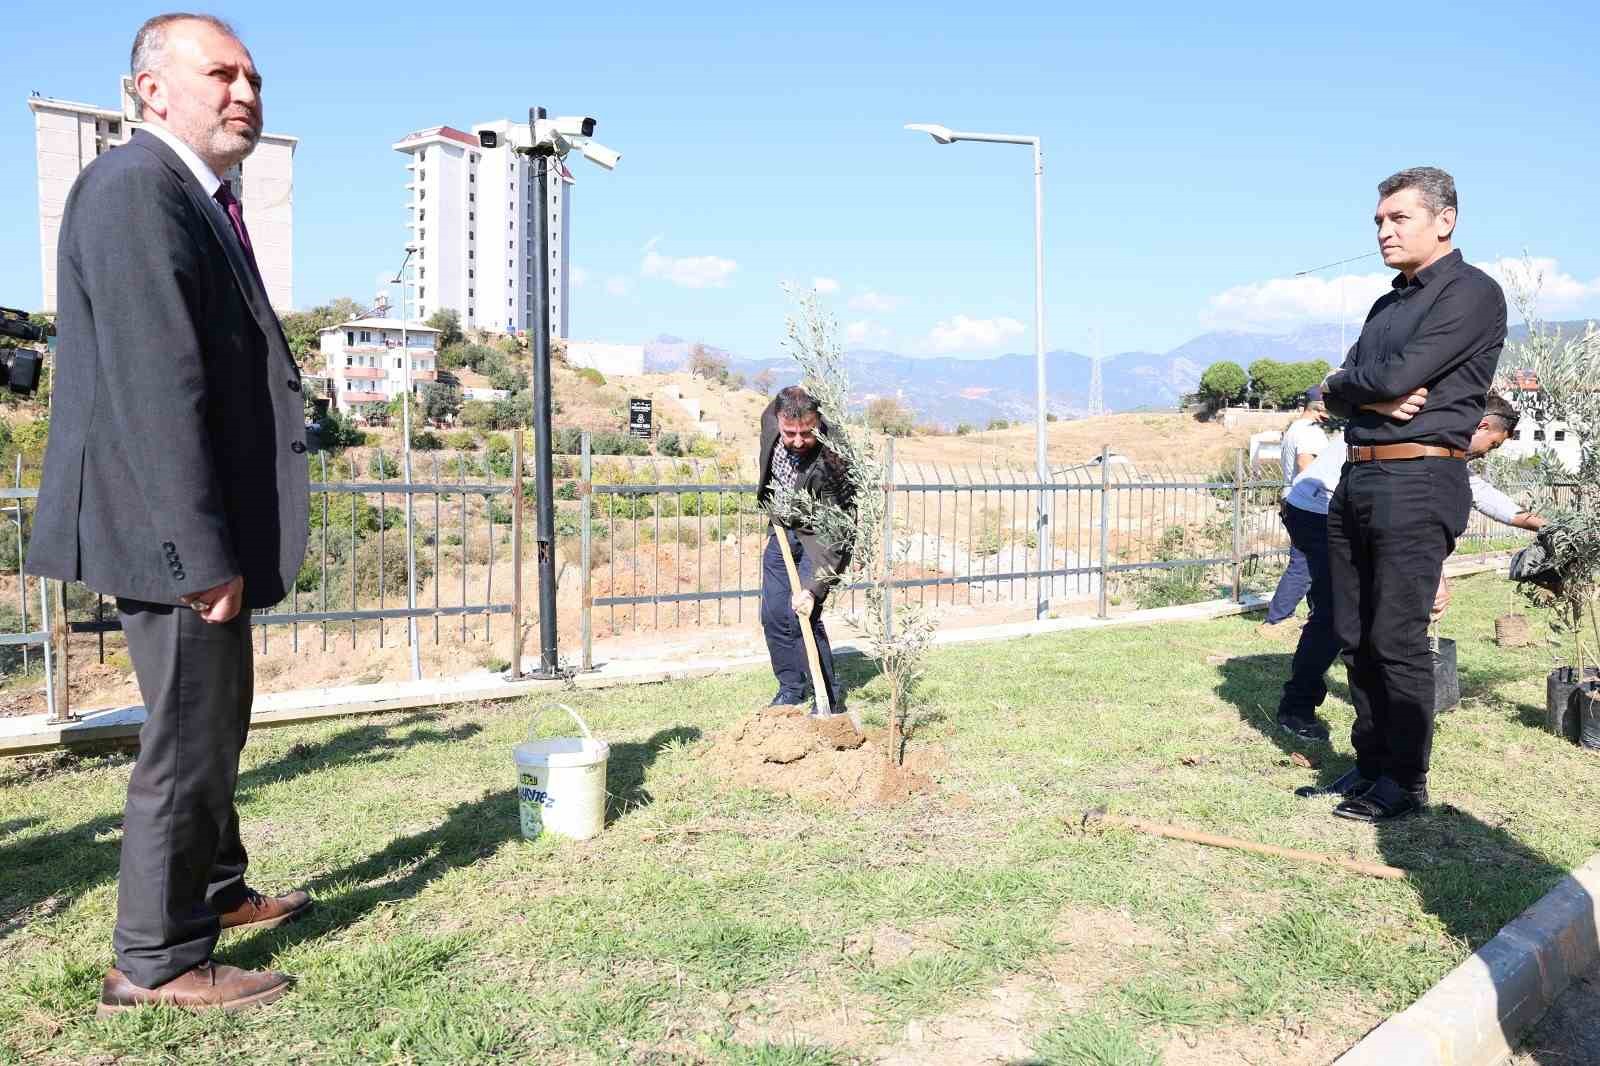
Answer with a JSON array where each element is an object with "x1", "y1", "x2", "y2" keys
[
  {"x1": 319, "y1": 319, "x2": 441, "y2": 417},
  {"x1": 28, "y1": 78, "x2": 296, "y2": 312},
  {"x1": 391, "y1": 119, "x2": 571, "y2": 338}
]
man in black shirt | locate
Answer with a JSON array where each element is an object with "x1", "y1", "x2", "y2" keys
[{"x1": 1313, "y1": 166, "x2": 1506, "y2": 822}]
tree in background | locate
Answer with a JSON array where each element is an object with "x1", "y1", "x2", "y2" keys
[
  {"x1": 1248, "y1": 358, "x2": 1332, "y2": 409},
  {"x1": 425, "y1": 308, "x2": 465, "y2": 348},
  {"x1": 752, "y1": 368, "x2": 776, "y2": 396},
  {"x1": 1198, "y1": 360, "x2": 1247, "y2": 406},
  {"x1": 278, "y1": 297, "x2": 363, "y2": 366},
  {"x1": 865, "y1": 395, "x2": 916, "y2": 437},
  {"x1": 419, "y1": 383, "x2": 463, "y2": 425},
  {"x1": 689, "y1": 343, "x2": 729, "y2": 381}
]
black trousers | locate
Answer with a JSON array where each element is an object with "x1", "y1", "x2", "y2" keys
[
  {"x1": 1326, "y1": 459, "x2": 1470, "y2": 789},
  {"x1": 1277, "y1": 504, "x2": 1341, "y2": 719},
  {"x1": 761, "y1": 530, "x2": 843, "y2": 708},
  {"x1": 113, "y1": 600, "x2": 254, "y2": 988}
]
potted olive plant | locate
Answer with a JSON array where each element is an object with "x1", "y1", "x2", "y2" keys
[{"x1": 1499, "y1": 264, "x2": 1600, "y2": 743}]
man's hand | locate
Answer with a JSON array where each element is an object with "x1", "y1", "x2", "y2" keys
[
  {"x1": 1430, "y1": 576, "x2": 1450, "y2": 623},
  {"x1": 792, "y1": 589, "x2": 815, "y2": 619},
  {"x1": 181, "y1": 575, "x2": 244, "y2": 624},
  {"x1": 1363, "y1": 386, "x2": 1428, "y2": 422}
]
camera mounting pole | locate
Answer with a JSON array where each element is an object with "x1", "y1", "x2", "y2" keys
[{"x1": 528, "y1": 106, "x2": 561, "y2": 679}]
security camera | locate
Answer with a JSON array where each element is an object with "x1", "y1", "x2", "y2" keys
[
  {"x1": 578, "y1": 140, "x2": 621, "y2": 170},
  {"x1": 553, "y1": 116, "x2": 597, "y2": 138},
  {"x1": 478, "y1": 130, "x2": 499, "y2": 148}
]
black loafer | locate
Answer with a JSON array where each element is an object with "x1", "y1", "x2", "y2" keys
[
  {"x1": 1295, "y1": 767, "x2": 1374, "y2": 799},
  {"x1": 768, "y1": 691, "x2": 806, "y2": 708},
  {"x1": 1277, "y1": 713, "x2": 1331, "y2": 742},
  {"x1": 1332, "y1": 777, "x2": 1428, "y2": 822}
]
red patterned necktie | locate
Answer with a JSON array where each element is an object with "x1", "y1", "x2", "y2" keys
[{"x1": 213, "y1": 182, "x2": 261, "y2": 279}]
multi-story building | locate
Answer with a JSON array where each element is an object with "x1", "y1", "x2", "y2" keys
[
  {"x1": 28, "y1": 78, "x2": 296, "y2": 312},
  {"x1": 318, "y1": 318, "x2": 441, "y2": 417},
  {"x1": 391, "y1": 119, "x2": 570, "y2": 338}
]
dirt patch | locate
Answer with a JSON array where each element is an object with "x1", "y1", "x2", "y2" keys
[{"x1": 710, "y1": 707, "x2": 940, "y2": 808}]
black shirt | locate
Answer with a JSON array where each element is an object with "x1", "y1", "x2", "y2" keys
[{"x1": 1324, "y1": 249, "x2": 1506, "y2": 450}]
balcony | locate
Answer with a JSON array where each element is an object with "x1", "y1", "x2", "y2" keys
[
  {"x1": 343, "y1": 391, "x2": 387, "y2": 404},
  {"x1": 412, "y1": 370, "x2": 439, "y2": 383},
  {"x1": 345, "y1": 344, "x2": 390, "y2": 354},
  {"x1": 342, "y1": 367, "x2": 387, "y2": 380}
]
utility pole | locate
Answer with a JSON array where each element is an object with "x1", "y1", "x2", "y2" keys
[{"x1": 528, "y1": 106, "x2": 559, "y2": 678}]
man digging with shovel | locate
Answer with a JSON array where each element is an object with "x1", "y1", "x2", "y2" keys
[{"x1": 757, "y1": 386, "x2": 853, "y2": 717}]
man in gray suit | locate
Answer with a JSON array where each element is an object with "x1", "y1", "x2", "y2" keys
[{"x1": 27, "y1": 14, "x2": 311, "y2": 1015}]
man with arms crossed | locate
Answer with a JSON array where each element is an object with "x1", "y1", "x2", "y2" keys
[
  {"x1": 1278, "y1": 395, "x2": 1539, "y2": 747},
  {"x1": 27, "y1": 14, "x2": 311, "y2": 1013},
  {"x1": 1316, "y1": 166, "x2": 1506, "y2": 822}
]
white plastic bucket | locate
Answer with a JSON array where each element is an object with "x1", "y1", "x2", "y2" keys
[{"x1": 512, "y1": 703, "x2": 609, "y2": 841}]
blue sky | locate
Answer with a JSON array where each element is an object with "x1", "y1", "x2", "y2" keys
[{"x1": 4, "y1": 0, "x2": 1598, "y2": 360}]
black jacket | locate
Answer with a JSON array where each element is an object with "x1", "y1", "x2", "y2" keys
[
  {"x1": 756, "y1": 398, "x2": 855, "y2": 596},
  {"x1": 26, "y1": 130, "x2": 310, "y2": 608}
]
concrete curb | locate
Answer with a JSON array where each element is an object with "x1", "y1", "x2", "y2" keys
[
  {"x1": 1335, "y1": 855, "x2": 1600, "y2": 1066},
  {"x1": 0, "y1": 553, "x2": 1512, "y2": 757}
]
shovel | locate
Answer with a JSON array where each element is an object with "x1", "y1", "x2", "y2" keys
[{"x1": 772, "y1": 523, "x2": 832, "y2": 717}]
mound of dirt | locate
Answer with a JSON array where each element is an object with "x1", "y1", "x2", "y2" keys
[{"x1": 710, "y1": 706, "x2": 939, "y2": 808}]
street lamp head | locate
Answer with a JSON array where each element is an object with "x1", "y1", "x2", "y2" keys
[
  {"x1": 905, "y1": 122, "x2": 956, "y2": 145},
  {"x1": 404, "y1": 243, "x2": 419, "y2": 254}
]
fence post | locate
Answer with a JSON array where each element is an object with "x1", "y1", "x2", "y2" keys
[
  {"x1": 508, "y1": 429, "x2": 525, "y2": 679},
  {"x1": 47, "y1": 579, "x2": 74, "y2": 724},
  {"x1": 1231, "y1": 448, "x2": 1245, "y2": 604},
  {"x1": 1096, "y1": 445, "x2": 1110, "y2": 619},
  {"x1": 580, "y1": 433, "x2": 593, "y2": 672},
  {"x1": 882, "y1": 435, "x2": 895, "y2": 641}
]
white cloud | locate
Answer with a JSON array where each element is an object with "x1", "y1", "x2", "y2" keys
[
  {"x1": 845, "y1": 320, "x2": 889, "y2": 345},
  {"x1": 604, "y1": 275, "x2": 632, "y2": 297},
  {"x1": 922, "y1": 314, "x2": 1025, "y2": 353},
  {"x1": 1476, "y1": 257, "x2": 1600, "y2": 315},
  {"x1": 640, "y1": 237, "x2": 738, "y2": 289},
  {"x1": 812, "y1": 276, "x2": 841, "y2": 295},
  {"x1": 1205, "y1": 256, "x2": 1600, "y2": 332},
  {"x1": 850, "y1": 290, "x2": 896, "y2": 313},
  {"x1": 570, "y1": 266, "x2": 591, "y2": 288},
  {"x1": 1203, "y1": 271, "x2": 1395, "y2": 331}
]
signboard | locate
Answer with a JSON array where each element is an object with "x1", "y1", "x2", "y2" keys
[{"x1": 628, "y1": 398, "x2": 653, "y2": 440}]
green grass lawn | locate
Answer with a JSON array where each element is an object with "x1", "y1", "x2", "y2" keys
[{"x1": 3, "y1": 572, "x2": 1597, "y2": 1065}]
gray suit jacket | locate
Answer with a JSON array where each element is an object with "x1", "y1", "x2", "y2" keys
[{"x1": 26, "y1": 130, "x2": 309, "y2": 609}]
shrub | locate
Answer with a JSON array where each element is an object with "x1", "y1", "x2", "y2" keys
[
  {"x1": 657, "y1": 431, "x2": 684, "y2": 457},
  {"x1": 955, "y1": 423, "x2": 974, "y2": 435},
  {"x1": 411, "y1": 429, "x2": 443, "y2": 451},
  {"x1": 445, "y1": 430, "x2": 478, "y2": 451},
  {"x1": 688, "y1": 436, "x2": 718, "y2": 459},
  {"x1": 986, "y1": 419, "x2": 1010, "y2": 431},
  {"x1": 368, "y1": 451, "x2": 401, "y2": 480},
  {"x1": 556, "y1": 481, "x2": 579, "y2": 501},
  {"x1": 576, "y1": 367, "x2": 606, "y2": 387}
]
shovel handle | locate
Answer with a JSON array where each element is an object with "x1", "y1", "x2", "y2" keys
[{"x1": 772, "y1": 523, "x2": 831, "y2": 715}]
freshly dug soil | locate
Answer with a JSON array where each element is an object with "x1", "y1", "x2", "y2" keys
[{"x1": 711, "y1": 706, "x2": 939, "y2": 808}]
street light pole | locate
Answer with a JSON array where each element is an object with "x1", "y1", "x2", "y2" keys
[
  {"x1": 393, "y1": 246, "x2": 421, "y2": 680},
  {"x1": 906, "y1": 123, "x2": 1050, "y2": 619},
  {"x1": 1293, "y1": 251, "x2": 1380, "y2": 360}
]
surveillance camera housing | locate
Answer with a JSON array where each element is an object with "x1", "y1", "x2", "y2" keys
[
  {"x1": 478, "y1": 130, "x2": 499, "y2": 148},
  {"x1": 553, "y1": 116, "x2": 597, "y2": 138},
  {"x1": 578, "y1": 140, "x2": 621, "y2": 170}
]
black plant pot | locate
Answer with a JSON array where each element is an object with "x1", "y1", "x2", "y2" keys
[
  {"x1": 1580, "y1": 684, "x2": 1600, "y2": 751},
  {"x1": 1432, "y1": 638, "x2": 1459, "y2": 714},
  {"x1": 1547, "y1": 667, "x2": 1600, "y2": 743}
]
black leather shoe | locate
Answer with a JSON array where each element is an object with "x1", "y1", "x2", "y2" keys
[
  {"x1": 767, "y1": 691, "x2": 805, "y2": 708},
  {"x1": 1332, "y1": 777, "x2": 1428, "y2": 822},
  {"x1": 1277, "y1": 713, "x2": 1331, "y2": 742},
  {"x1": 1295, "y1": 767, "x2": 1374, "y2": 799}
]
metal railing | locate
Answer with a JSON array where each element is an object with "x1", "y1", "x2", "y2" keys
[{"x1": 0, "y1": 430, "x2": 1549, "y2": 724}]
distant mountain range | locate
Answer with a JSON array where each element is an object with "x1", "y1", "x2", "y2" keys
[{"x1": 644, "y1": 318, "x2": 1593, "y2": 429}]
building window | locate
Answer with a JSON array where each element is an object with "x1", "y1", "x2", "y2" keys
[
  {"x1": 396, "y1": 358, "x2": 403, "y2": 369},
  {"x1": 468, "y1": 250, "x2": 474, "y2": 260},
  {"x1": 345, "y1": 356, "x2": 353, "y2": 367},
  {"x1": 418, "y1": 286, "x2": 425, "y2": 300},
  {"x1": 469, "y1": 306, "x2": 475, "y2": 317},
  {"x1": 469, "y1": 213, "x2": 475, "y2": 221},
  {"x1": 469, "y1": 289, "x2": 474, "y2": 298},
  {"x1": 1555, "y1": 430, "x2": 1567, "y2": 442},
  {"x1": 419, "y1": 189, "x2": 425, "y2": 200},
  {"x1": 418, "y1": 208, "x2": 426, "y2": 222},
  {"x1": 1534, "y1": 429, "x2": 1546, "y2": 441},
  {"x1": 468, "y1": 269, "x2": 474, "y2": 279},
  {"x1": 418, "y1": 267, "x2": 425, "y2": 280},
  {"x1": 360, "y1": 330, "x2": 371, "y2": 342},
  {"x1": 469, "y1": 193, "x2": 475, "y2": 202},
  {"x1": 346, "y1": 331, "x2": 354, "y2": 345},
  {"x1": 420, "y1": 229, "x2": 426, "y2": 241}
]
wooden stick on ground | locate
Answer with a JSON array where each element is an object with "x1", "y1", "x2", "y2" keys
[
  {"x1": 772, "y1": 523, "x2": 831, "y2": 716},
  {"x1": 1076, "y1": 807, "x2": 1406, "y2": 881}
]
